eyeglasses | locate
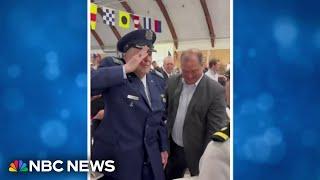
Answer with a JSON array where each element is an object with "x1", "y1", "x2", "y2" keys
[{"x1": 133, "y1": 45, "x2": 157, "y2": 54}]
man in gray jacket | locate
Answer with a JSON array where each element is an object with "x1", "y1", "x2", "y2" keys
[{"x1": 165, "y1": 48, "x2": 227, "y2": 179}]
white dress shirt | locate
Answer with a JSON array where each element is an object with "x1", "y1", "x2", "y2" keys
[
  {"x1": 172, "y1": 74, "x2": 204, "y2": 147},
  {"x1": 205, "y1": 69, "x2": 219, "y2": 82},
  {"x1": 122, "y1": 66, "x2": 151, "y2": 106},
  {"x1": 140, "y1": 75, "x2": 151, "y2": 106},
  {"x1": 163, "y1": 69, "x2": 172, "y2": 78}
]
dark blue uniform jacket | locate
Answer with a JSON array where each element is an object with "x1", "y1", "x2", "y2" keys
[{"x1": 91, "y1": 57, "x2": 168, "y2": 180}]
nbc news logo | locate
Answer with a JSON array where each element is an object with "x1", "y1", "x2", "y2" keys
[
  {"x1": 9, "y1": 160, "x2": 28, "y2": 173},
  {"x1": 8, "y1": 159, "x2": 115, "y2": 173}
]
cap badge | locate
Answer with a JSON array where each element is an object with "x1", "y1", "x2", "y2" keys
[{"x1": 145, "y1": 30, "x2": 153, "y2": 40}]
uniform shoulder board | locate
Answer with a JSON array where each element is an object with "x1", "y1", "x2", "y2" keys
[
  {"x1": 152, "y1": 70, "x2": 164, "y2": 79},
  {"x1": 111, "y1": 57, "x2": 124, "y2": 65},
  {"x1": 212, "y1": 125, "x2": 230, "y2": 142}
]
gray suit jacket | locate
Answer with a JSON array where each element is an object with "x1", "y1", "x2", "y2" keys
[{"x1": 166, "y1": 74, "x2": 227, "y2": 175}]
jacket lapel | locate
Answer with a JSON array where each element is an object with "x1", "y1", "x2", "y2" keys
[
  {"x1": 172, "y1": 77, "x2": 183, "y2": 119},
  {"x1": 127, "y1": 74, "x2": 152, "y2": 111},
  {"x1": 184, "y1": 76, "x2": 205, "y2": 120},
  {"x1": 147, "y1": 74, "x2": 159, "y2": 111}
]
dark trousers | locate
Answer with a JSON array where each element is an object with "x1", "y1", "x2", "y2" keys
[
  {"x1": 99, "y1": 149, "x2": 154, "y2": 180},
  {"x1": 142, "y1": 162, "x2": 154, "y2": 180},
  {"x1": 99, "y1": 163, "x2": 153, "y2": 180},
  {"x1": 165, "y1": 138, "x2": 188, "y2": 180}
]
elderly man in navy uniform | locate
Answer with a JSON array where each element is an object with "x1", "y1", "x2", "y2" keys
[{"x1": 91, "y1": 29, "x2": 168, "y2": 180}]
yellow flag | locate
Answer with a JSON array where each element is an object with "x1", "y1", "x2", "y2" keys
[
  {"x1": 119, "y1": 10, "x2": 130, "y2": 29},
  {"x1": 90, "y1": 3, "x2": 97, "y2": 30}
]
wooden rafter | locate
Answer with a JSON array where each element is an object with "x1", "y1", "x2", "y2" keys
[
  {"x1": 91, "y1": 30, "x2": 105, "y2": 50},
  {"x1": 109, "y1": 26, "x2": 122, "y2": 40},
  {"x1": 155, "y1": 0, "x2": 178, "y2": 49},
  {"x1": 200, "y1": 0, "x2": 215, "y2": 47}
]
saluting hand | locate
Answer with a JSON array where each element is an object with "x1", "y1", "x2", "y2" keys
[
  {"x1": 124, "y1": 46, "x2": 149, "y2": 73},
  {"x1": 93, "y1": 110, "x2": 104, "y2": 120}
]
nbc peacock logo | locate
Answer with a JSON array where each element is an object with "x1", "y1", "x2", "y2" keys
[{"x1": 9, "y1": 160, "x2": 28, "y2": 173}]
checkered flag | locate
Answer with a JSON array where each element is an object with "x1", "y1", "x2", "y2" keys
[{"x1": 102, "y1": 7, "x2": 115, "y2": 26}]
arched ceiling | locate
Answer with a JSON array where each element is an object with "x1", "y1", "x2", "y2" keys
[{"x1": 91, "y1": 0, "x2": 230, "y2": 50}]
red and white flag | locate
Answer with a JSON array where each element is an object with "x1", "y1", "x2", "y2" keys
[{"x1": 132, "y1": 14, "x2": 140, "y2": 30}]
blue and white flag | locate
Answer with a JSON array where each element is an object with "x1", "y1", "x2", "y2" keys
[{"x1": 143, "y1": 17, "x2": 152, "y2": 29}]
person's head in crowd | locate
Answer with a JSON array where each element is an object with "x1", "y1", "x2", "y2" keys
[
  {"x1": 152, "y1": 61, "x2": 159, "y2": 69},
  {"x1": 209, "y1": 58, "x2": 220, "y2": 72},
  {"x1": 163, "y1": 56, "x2": 175, "y2": 75},
  {"x1": 95, "y1": 54, "x2": 102, "y2": 66},
  {"x1": 90, "y1": 57, "x2": 94, "y2": 68},
  {"x1": 117, "y1": 29, "x2": 156, "y2": 78},
  {"x1": 124, "y1": 47, "x2": 153, "y2": 77},
  {"x1": 180, "y1": 48, "x2": 204, "y2": 85},
  {"x1": 91, "y1": 54, "x2": 102, "y2": 69},
  {"x1": 174, "y1": 67, "x2": 181, "y2": 74}
]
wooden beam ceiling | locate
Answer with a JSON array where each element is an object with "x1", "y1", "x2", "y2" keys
[
  {"x1": 91, "y1": 30, "x2": 105, "y2": 50},
  {"x1": 200, "y1": 0, "x2": 215, "y2": 47},
  {"x1": 155, "y1": 0, "x2": 178, "y2": 49}
]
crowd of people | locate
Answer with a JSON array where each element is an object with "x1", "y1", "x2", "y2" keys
[{"x1": 90, "y1": 29, "x2": 230, "y2": 180}]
